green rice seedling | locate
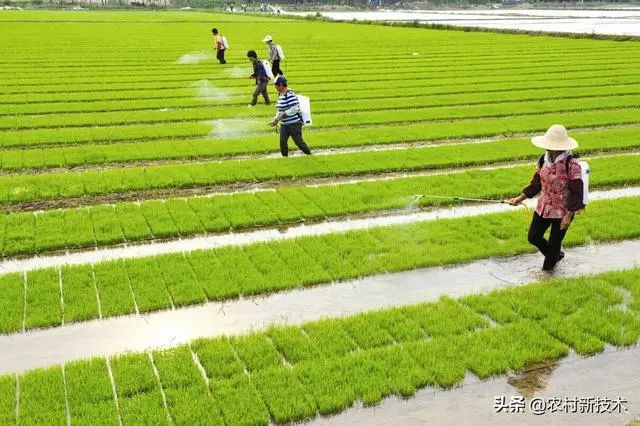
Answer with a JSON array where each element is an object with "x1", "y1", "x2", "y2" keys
[
  {"x1": 404, "y1": 337, "x2": 468, "y2": 389},
  {"x1": 243, "y1": 244, "x2": 299, "y2": 292},
  {"x1": 569, "y1": 302, "x2": 640, "y2": 347},
  {"x1": 210, "y1": 375, "x2": 269, "y2": 426},
  {"x1": 64, "y1": 358, "x2": 119, "y2": 426},
  {"x1": 80, "y1": 170, "x2": 109, "y2": 197},
  {"x1": 2, "y1": 212, "x2": 35, "y2": 256},
  {"x1": 117, "y1": 391, "x2": 170, "y2": 426},
  {"x1": 459, "y1": 293, "x2": 519, "y2": 324},
  {"x1": 154, "y1": 254, "x2": 206, "y2": 307},
  {"x1": 0, "y1": 374, "x2": 16, "y2": 425},
  {"x1": 295, "y1": 358, "x2": 356, "y2": 415},
  {"x1": 111, "y1": 353, "x2": 169, "y2": 424},
  {"x1": 60, "y1": 265, "x2": 99, "y2": 323},
  {"x1": 0, "y1": 375, "x2": 15, "y2": 424},
  {"x1": 539, "y1": 314, "x2": 605, "y2": 356},
  {"x1": 266, "y1": 325, "x2": 323, "y2": 364},
  {"x1": 294, "y1": 237, "x2": 356, "y2": 281},
  {"x1": 152, "y1": 346, "x2": 226, "y2": 424},
  {"x1": 364, "y1": 344, "x2": 432, "y2": 398},
  {"x1": 252, "y1": 366, "x2": 317, "y2": 423},
  {"x1": 254, "y1": 191, "x2": 302, "y2": 223},
  {"x1": 340, "y1": 350, "x2": 392, "y2": 406},
  {"x1": 34, "y1": 210, "x2": 66, "y2": 252},
  {"x1": 269, "y1": 240, "x2": 334, "y2": 286},
  {"x1": 601, "y1": 269, "x2": 640, "y2": 312},
  {"x1": 230, "y1": 333, "x2": 282, "y2": 373},
  {"x1": 24, "y1": 268, "x2": 61, "y2": 329},
  {"x1": 464, "y1": 320, "x2": 568, "y2": 379},
  {"x1": 278, "y1": 188, "x2": 327, "y2": 221},
  {"x1": 153, "y1": 346, "x2": 206, "y2": 390},
  {"x1": 18, "y1": 367, "x2": 66, "y2": 425},
  {"x1": 223, "y1": 194, "x2": 280, "y2": 228},
  {"x1": 212, "y1": 246, "x2": 270, "y2": 297},
  {"x1": 185, "y1": 250, "x2": 237, "y2": 301},
  {"x1": 163, "y1": 386, "x2": 223, "y2": 426},
  {"x1": 89, "y1": 205, "x2": 125, "y2": 246},
  {"x1": 186, "y1": 197, "x2": 231, "y2": 233},
  {"x1": 139, "y1": 200, "x2": 180, "y2": 238},
  {"x1": 114, "y1": 203, "x2": 153, "y2": 242},
  {"x1": 93, "y1": 261, "x2": 136, "y2": 317},
  {"x1": 342, "y1": 313, "x2": 395, "y2": 350},
  {"x1": 190, "y1": 337, "x2": 245, "y2": 381},
  {"x1": 400, "y1": 297, "x2": 489, "y2": 337},
  {"x1": 163, "y1": 199, "x2": 205, "y2": 236},
  {"x1": 111, "y1": 353, "x2": 159, "y2": 398},
  {"x1": 214, "y1": 194, "x2": 264, "y2": 230},
  {"x1": 0, "y1": 273, "x2": 24, "y2": 334},
  {"x1": 123, "y1": 257, "x2": 172, "y2": 312},
  {"x1": 365, "y1": 308, "x2": 425, "y2": 343},
  {"x1": 303, "y1": 318, "x2": 359, "y2": 358}
]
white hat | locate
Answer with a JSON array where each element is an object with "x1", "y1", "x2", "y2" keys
[
  {"x1": 262, "y1": 35, "x2": 273, "y2": 42},
  {"x1": 531, "y1": 124, "x2": 578, "y2": 151}
]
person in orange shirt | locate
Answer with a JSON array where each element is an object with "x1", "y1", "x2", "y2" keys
[{"x1": 211, "y1": 28, "x2": 227, "y2": 64}]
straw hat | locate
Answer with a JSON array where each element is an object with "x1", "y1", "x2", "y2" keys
[
  {"x1": 262, "y1": 35, "x2": 273, "y2": 42},
  {"x1": 531, "y1": 124, "x2": 578, "y2": 151}
]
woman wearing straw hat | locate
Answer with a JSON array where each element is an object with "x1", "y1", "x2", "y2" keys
[{"x1": 506, "y1": 124, "x2": 585, "y2": 271}]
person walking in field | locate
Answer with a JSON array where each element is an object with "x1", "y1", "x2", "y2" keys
[
  {"x1": 269, "y1": 76, "x2": 312, "y2": 157},
  {"x1": 506, "y1": 124, "x2": 585, "y2": 271},
  {"x1": 247, "y1": 50, "x2": 270, "y2": 106},
  {"x1": 262, "y1": 35, "x2": 285, "y2": 77},
  {"x1": 211, "y1": 28, "x2": 228, "y2": 64}
]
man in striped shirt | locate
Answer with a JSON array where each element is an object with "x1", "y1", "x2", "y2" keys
[{"x1": 269, "y1": 76, "x2": 312, "y2": 157}]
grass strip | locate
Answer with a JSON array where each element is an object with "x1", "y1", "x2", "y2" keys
[
  {"x1": 2, "y1": 145, "x2": 640, "y2": 258},
  {"x1": 3, "y1": 194, "x2": 640, "y2": 333},
  {"x1": 4, "y1": 268, "x2": 640, "y2": 423}
]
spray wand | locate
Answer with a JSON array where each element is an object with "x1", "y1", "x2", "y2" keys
[{"x1": 412, "y1": 194, "x2": 506, "y2": 204}]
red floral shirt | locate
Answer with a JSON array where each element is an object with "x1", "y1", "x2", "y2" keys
[{"x1": 522, "y1": 153, "x2": 584, "y2": 219}]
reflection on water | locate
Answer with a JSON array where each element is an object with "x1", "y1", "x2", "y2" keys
[{"x1": 507, "y1": 362, "x2": 557, "y2": 398}]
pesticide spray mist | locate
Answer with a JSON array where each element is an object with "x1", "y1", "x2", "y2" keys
[
  {"x1": 192, "y1": 79, "x2": 235, "y2": 102},
  {"x1": 175, "y1": 52, "x2": 214, "y2": 65},
  {"x1": 203, "y1": 118, "x2": 267, "y2": 139}
]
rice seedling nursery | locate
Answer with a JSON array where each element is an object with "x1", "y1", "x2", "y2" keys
[{"x1": 1, "y1": 8, "x2": 639, "y2": 425}]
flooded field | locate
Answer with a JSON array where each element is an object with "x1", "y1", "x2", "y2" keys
[{"x1": 294, "y1": 8, "x2": 640, "y2": 36}]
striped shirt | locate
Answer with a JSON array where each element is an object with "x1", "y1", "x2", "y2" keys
[{"x1": 276, "y1": 89, "x2": 302, "y2": 125}]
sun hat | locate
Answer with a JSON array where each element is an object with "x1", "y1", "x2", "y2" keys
[
  {"x1": 531, "y1": 124, "x2": 578, "y2": 151},
  {"x1": 262, "y1": 35, "x2": 273, "y2": 42},
  {"x1": 274, "y1": 75, "x2": 287, "y2": 86}
]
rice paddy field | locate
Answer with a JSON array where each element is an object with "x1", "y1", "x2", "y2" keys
[{"x1": 1, "y1": 8, "x2": 640, "y2": 425}]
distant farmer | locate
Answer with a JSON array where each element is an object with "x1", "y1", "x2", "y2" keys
[
  {"x1": 262, "y1": 35, "x2": 285, "y2": 77},
  {"x1": 247, "y1": 50, "x2": 270, "y2": 106},
  {"x1": 269, "y1": 76, "x2": 312, "y2": 157},
  {"x1": 211, "y1": 28, "x2": 227, "y2": 64},
  {"x1": 506, "y1": 124, "x2": 584, "y2": 271}
]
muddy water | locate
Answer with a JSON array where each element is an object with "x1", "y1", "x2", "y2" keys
[
  {"x1": 1, "y1": 239, "x2": 639, "y2": 375},
  {"x1": 306, "y1": 346, "x2": 640, "y2": 425},
  {"x1": 1, "y1": 186, "x2": 639, "y2": 276}
]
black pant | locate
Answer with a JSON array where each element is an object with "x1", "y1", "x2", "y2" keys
[
  {"x1": 279, "y1": 123, "x2": 311, "y2": 157},
  {"x1": 251, "y1": 81, "x2": 270, "y2": 105},
  {"x1": 528, "y1": 212, "x2": 568, "y2": 270},
  {"x1": 216, "y1": 49, "x2": 226, "y2": 64},
  {"x1": 272, "y1": 59, "x2": 282, "y2": 76}
]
